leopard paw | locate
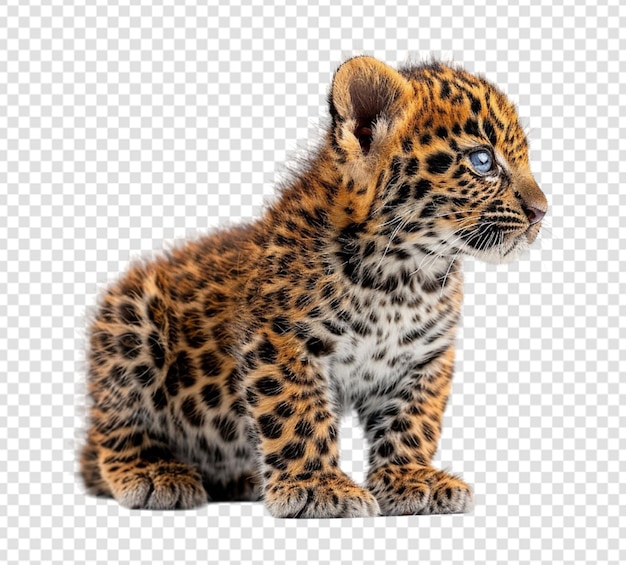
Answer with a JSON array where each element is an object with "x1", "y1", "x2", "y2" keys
[
  {"x1": 264, "y1": 471, "x2": 380, "y2": 519},
  {"x1": 425, "y1": 470, "x2": 474, "y2": 514},
  {"x1": 366, "y1": 464, "x2": 430, "y2": 515},
  {"x1": 367, "y1": 464, "x2": 473, "y2": 516},
  {"x1": 108, "y1": 460, "x2": 208, "y2": 510}
]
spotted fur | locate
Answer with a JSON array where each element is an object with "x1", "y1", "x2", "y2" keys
[{"x1": 80, "y1": 56, "x2": 547, "y2": 517}]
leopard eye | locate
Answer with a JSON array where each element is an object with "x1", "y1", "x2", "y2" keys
[{"x1": 469, "y1": 149, "x2": 494, "y2": 174}]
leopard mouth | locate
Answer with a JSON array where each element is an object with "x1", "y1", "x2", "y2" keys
[
  {"x1": 524, "y1": 222, "x2": 542, "y2": 244},
  {"x1": 494, "y1": 223, "x2": 540, "y2": 262}
]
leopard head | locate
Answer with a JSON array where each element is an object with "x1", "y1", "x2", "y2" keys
[{"x1": 327, "y1": 56, "x2": 548, "y2": 264}]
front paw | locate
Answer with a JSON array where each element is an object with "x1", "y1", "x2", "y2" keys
[
  {"x1": 366, "y1": 464, "x2": 430, "y2": 515},
  {"x1": 367, "y1": 464, "x2": 473, "y2": 516},
  {"x1": 426, "y1": 470, "x2": 474, "y2": 514},
  {"x1": 264, "y1": 471, "x2": 380, "y2": 518}
]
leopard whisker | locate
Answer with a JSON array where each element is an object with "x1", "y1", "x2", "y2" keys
[{"x1": 376, "y1": 217, "x2": 411, "y2": 270}]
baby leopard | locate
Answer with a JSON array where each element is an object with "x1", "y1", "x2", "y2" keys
[{"x1": 80, "y1": 56, "x2": 547, "y2": 517}]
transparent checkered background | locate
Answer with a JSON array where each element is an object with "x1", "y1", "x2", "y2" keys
[{"x1": 1, "y1": 1, "x2": 624, "y2": 564}]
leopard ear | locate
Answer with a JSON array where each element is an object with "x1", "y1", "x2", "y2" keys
[{"x1": 329, "y1": 56, "x2": 413, "y2": 155}]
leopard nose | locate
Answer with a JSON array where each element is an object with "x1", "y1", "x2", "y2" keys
[
  {"x1": 522, "y1": 204, "x2": 546, "y2": 225},
  {"x1": 517, "y1": 177, "x2": 547, "y2": 225}
]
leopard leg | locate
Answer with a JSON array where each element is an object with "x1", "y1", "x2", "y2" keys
[
  {"x1": 358, "y1": 346, "x2": 473, "y2": 516},
  {"x1": 93, "y1": 415, "x2": 208, "y2": 510},
  {"x1": 244, "y1": 338, "x2": 379, "y2": 518},
  {"x1": 86, "y1": 357, "x2": 206, "y2": 510},
  {"x1": 83, "y1": 280, "x2": 211, "y2": 510}
]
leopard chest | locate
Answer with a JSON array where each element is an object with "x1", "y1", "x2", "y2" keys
[{"x1": 317, "y1": 277, "x2": 462, "y2": 410}]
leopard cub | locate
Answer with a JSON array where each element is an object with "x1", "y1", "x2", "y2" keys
[{"x1": 81, "y1": 56, "x2": 547, "y2": 517}]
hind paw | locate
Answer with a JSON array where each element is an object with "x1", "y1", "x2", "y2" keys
[{"x1": 109, "y1": 460, "x2": 208, "y2": 510}]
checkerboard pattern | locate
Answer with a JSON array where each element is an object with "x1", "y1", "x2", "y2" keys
[{"x1": 1, "y1": 1, "x2": 624, "y2": 564}]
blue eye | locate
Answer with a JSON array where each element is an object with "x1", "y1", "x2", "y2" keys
[{"x1": 469, "y1": 150, "x2": 494, "y2": 174}]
